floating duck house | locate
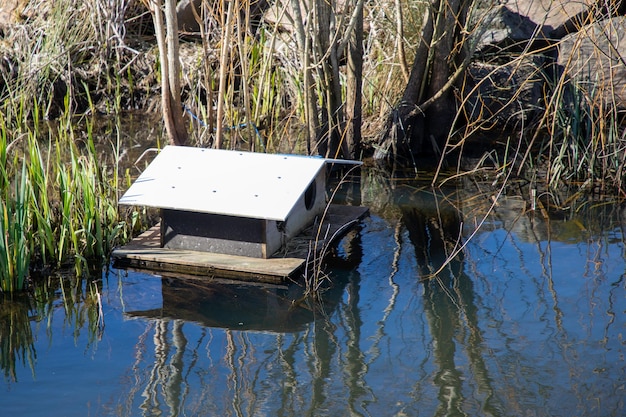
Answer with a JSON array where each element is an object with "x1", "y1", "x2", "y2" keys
[{"x1": 114, "y1": 146, "x2": 367, "y2": 283}]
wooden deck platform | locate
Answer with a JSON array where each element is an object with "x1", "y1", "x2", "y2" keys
[{"x1": 112, "y1": 205, "x2": 369, "y2": 284}]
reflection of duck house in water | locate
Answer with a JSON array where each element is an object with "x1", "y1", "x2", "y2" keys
[{"x1": 113, "y1": 146, "x2": 368, "y2": 283}]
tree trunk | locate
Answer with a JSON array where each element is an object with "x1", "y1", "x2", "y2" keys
[
  {"x1": 425, "y1": 0, "x2": 461, "y2": 148},
  {"x1": 345, "y1": 0, "x2": 363, "y2": 159},
  {"x1": 147, "y1": 0, "x2": 188, "y2": 146},
  {"x1": 290, "y1": 0, "x2": 319, "y2": 155},
  {"x1": 288, "y1": 0, "x2": 365, "y2": 159},
  {"x1": 215, "y1": 0, "x2": 234, "y2": 149},
  {"x1": 164, "y1": 0, "x2": 187, "y2": 145},
  {"x1": 374, "y1": 4, "x2": 435, "y2": 160},
  {"x1": 312, "y1": 0, "x2": 346, "y2": 158},
  {"x1": 375, "y1": 0, "x2": 468, "y2": 163}
]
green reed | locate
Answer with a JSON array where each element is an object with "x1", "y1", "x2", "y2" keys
[
  {"x1": 539, "y1": 80, "x2": 626, "y2": 192},
  {"x1": 27, "y1": 135, "x2": 55, "y2": 266},
  {"x1": 0, "y1": 112, "x2": 134, "y2": 292},
  {"x1": 0, "y1": 162, "x2": 31, "y2": 293},
  {"x1": 0, "y1": 1, "x2": 143, "y2": 293},
  {"x1": 50, "y1": 122, "x2": 128, "y2": 275}
]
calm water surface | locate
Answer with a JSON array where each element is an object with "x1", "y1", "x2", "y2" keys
[{"x1": 2, "y1": 172, "x2": 625, "y2": 417}]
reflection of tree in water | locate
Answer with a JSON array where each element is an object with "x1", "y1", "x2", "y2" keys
[
  {"x1": 121, "y1": 177, "x2": 501, "y2": 416},
  {"x1": 126, "y1": 290, "x2": 370, "y2": 416},
  {"x1": 121, "y1": 228, "x2": 368, "y2": 416},
  {"x1": 398, "y1": 187, "x2": 500, "y2": 416},
  {"x1": 121, "y1": 167, "x2": 626, "y2": 415}
]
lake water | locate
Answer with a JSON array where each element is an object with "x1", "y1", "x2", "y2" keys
[{"x1": 2, "y1": 167, "x2": 625, "y2": 417}]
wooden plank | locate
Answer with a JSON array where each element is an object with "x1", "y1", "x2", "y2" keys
[
  {"x1": 113, "y1": 233, "x2": 303, "y2": 284},
  {"x1": 278, "y1": 205, "x2": 370, "y2": 259},
  {"x1": 112, "y1": 204, "x2": 369, "y2": 284}
]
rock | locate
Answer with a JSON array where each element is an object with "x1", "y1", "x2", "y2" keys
[
  {"x1": 467, "y1": 0, "x2": 626, "y2": 125},
  {"x1": 474, "y1": 0, "x2": 595, "y2": 52},
  {"x1": 460, "y1": 55, "x2": 545, "y2": 128},
  {"x1": 177, "y1": 0, "x2": 202, "y2": 33},
  {"x1": 507, "y1": 0, "x2": 594, "y2": 31},
  {"x1": 557, "y1": 16, "x2": 626, "y2": 109},
  {"x1": 0, "y1": 0, "x2": 26, "y2": 30},
  {"x1": 474, "y1": 4, "x2": 547, "y2": 53},
  {"x1": 178, "y1": 0, "x2": 269, "y2": 35}
]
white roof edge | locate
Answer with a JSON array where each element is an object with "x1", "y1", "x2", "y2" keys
[
  {"x1": 118, "y1": 146, "x2": 336, "y2": 221},
  {"x1": 324, "y1": 158, "x2": 363, "y2": 165}
]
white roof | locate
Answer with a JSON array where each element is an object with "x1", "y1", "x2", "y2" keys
[{"x1": 119, "y1": 146, "x2": 330, "y2": 221}]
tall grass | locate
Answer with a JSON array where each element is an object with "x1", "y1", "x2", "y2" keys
[
  {"x1": 0, "y1": 0, "x2": 424, "y2": 154},
  {"x1": 0, "y1": 0, "x2": 145, "y2": 122},
  {"x1": 177, "y1": 0, "x2": 425, "y2": 152},
  {"x1": 540, "y1": 81, "x2": 626, "y2": 193},
  {"x1": 27, "y1": 135, "x2": 55, "y2": 266},
  {"x1": 0, "y1": 163, "x2": 31, "y2": 293},
  {"x1": 48, "y1": 121, "x2": 131, "y2": 275},
  {"x1": 0, "y1": 113, "x2": 135, "y2": 292}
]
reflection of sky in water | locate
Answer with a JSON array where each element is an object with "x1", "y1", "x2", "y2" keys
[
  {"x1": 3, "y1": 207, "x2": 625, "y2": 417},
  {"x1": 467, "y1": 226, "x2": 624, "y2": 413}
]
